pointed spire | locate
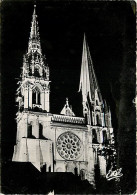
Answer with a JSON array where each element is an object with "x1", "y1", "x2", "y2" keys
[
  {"x1": 30, "y1": 5, "x2": 39, "y2": 40},
  {"x1": 79, "y1": 34, "x2": 102, "y2": 113},
  {"x1": 28, "y1": 4, "x2": 41, "y2": 54}
]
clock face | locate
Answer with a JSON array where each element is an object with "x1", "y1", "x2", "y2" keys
[{"x1": 56, "y1": 132, "x2": 83, "y2": 160}]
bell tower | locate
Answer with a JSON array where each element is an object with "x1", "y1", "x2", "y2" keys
[
  {"x1": 12, "y1": 5, "x2": 53, "y2": 171},
  {"x1": 20, "y1": 5, "x2": 50, "y2": 112}
]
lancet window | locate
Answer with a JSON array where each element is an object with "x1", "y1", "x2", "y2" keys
[
  {"x1": 92, "y1": 129, "x2": 98, "y2": 143},
  {"x1": 28, "y1": 124, "x2": 32, "y2": 138},
  {"x1": 39, "y1": 123, "x2": 43, "y2": 138},
  {"x1": 102, "y1": 130, "x2": 107, "y2": 144},
  {"x1": 32, "y1": 87, "x2": 41, "y2": 105}
]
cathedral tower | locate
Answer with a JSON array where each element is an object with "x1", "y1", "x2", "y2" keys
[
  {"x1": 21, "y1": 5, "x2": 50, "y2": 112},
  {"x1": 12, "y1": 5, "x2": 52, "y2": 171}
]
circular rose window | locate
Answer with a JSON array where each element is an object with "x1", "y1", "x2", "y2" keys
[{"x1": 56, "y1": 132, "x2": 82, "y2": 160}]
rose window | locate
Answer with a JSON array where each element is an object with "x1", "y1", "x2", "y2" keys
[{"x1": 57, "y1": 132, "x2": 82, "y2": 160}]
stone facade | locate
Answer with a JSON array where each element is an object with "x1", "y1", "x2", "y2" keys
[{"x1": 12, "y1": 5, "x2": 115, "y2": 187}]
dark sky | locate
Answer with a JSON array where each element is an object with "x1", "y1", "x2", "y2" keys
[{"x1": 1, "y1": 2, "x2": 136, "y2": 192}]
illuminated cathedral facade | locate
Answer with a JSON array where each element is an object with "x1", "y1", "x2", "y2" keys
[{"x1": 12, "y1": 5, "x2": 115, "y2": 187}]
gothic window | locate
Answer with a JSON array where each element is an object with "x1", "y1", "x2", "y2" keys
[
  {"x1": 103, "y1": 131, "x2": 107, "y2": 144},
  {"x1": 38, "y1": 91, "x2": 40, "y2": 104},
  {"x1": 56, "y1": 132, "x2": 83, "y2": 160},
  {"x1": 96, "y1": 114, "x2": 100, "y2": 125},
  {"x1": 96, "y1": 100, "x2": 98, "y2": 105},
  {"x1": 28, "y1": 124, "x2": 32, "y2": 138},
  {"x1": 39, "y1": 123, "x2": 43, "y2": 138},
  {"x1": 92, "y1": 129, "x2": 98, "y2": 143},
  {"x1": 32, "y1": 88, "x2": 41, "y2": 105},
  {"x1": 34, "y1": 68, "x2": 40, "y2": 77},
  {"x1": 32, "y1": 91, "x2": 36, "y2": 104}
]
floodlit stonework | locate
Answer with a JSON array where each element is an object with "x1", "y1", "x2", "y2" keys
[{"x1": 12, "y1": 5, "x2": 115, "y2": 187}]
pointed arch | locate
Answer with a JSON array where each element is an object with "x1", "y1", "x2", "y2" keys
[{"x1": 32, "y1": 86, "x2": 41, "y2": 105}]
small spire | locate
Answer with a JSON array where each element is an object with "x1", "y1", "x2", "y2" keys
[
  {"x1": 60, "y1": 98, "x2": 75, "y2": 116},
  {"x1": 66, "y1": 97, "x2": 69, "y2": 106},
  {"x1": 30, "y1": 5, "x2": 38, "y2": 39}
]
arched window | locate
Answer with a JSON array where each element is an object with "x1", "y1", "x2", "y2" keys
[
  {"x1": 103, "y1": 131, "x2": 107, "y2": 144},
  {"x1": 32, "y1": 91, "x2": 36, "y2": 104},
  {"x1": 28, "y1": 124, "x2": 32, "y2": 138},
  {"x1": 32, "y1": 88, "x2": 41, "y2": 105},
  {"x1": 92, "y1": 129, "x2": 98, "y2": 143},
  {"x1": 96, "y1": 115, "x2": 100, "y2": 125},
  {"x1": 34, "y1": 68, "x2": 40, "y2": 77},
  {"x1": 38, "y1": 91, "x2": 40, "y2": 104},
  {"x1": 39, "y1": 123, "x2": 43, "y2": 138}
]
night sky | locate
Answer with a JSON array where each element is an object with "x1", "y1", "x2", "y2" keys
[{"x1": 1, "y1": 1, "x2": 136, "y2": 193}]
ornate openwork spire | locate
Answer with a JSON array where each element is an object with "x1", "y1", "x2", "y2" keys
[{"x1": 28, "y1": 5, "x2": 41, "y2": 54}]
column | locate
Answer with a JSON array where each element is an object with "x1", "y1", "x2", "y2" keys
[
  {"x1": 41, "y1": 91, "x2": 44, "y2": 110},
  {"x1": 24, "y1": 87, "x2": 28, "y2": 109},
  {"x1": 29, "y1": 88, "x2": 32, "y2": 109},
  {"x1": 87, "y1": 146, "x2": 95, "y2": 187},
  {"x1": 98, "y1": 155, "x2": 106, "y2": 176},
  {"x1": 44, "y1": 91, "x2": 49, "y2": 112}
]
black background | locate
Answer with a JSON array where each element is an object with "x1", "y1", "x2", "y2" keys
[{"x1": 1, "y1": 1, "x2": 136, "y2": 194}]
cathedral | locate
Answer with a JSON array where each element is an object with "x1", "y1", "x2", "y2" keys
[{"x1": 12, "y1": 5, "x2": 115, "y2": 187}]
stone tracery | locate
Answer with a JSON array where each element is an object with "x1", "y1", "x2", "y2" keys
[{"x1": 57, "y1": 132, "x2": 82, "y2": 160}]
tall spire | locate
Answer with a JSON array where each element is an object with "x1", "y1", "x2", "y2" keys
[
  {"x1": 79, "y1": 34, "x2": 102, "y2": 101},
  {"x1": 28, "y1": 5, "x2": 41, "y2": 54},
  {"x1": 79, "y1": 34, "x2": 102, "y2": 119},
  {"x1": 22, "y1": 5, "x2": 49, "y2": 80}
]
